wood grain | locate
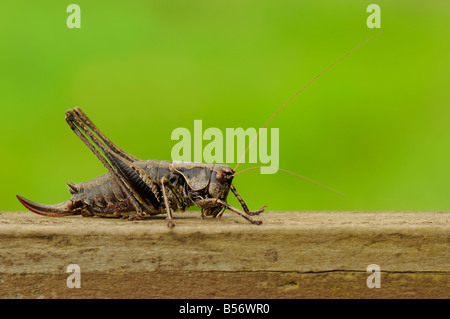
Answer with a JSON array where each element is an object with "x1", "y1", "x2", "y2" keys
[{"x1": 0, "y1": 211, "x2": 448, "y2": 298}]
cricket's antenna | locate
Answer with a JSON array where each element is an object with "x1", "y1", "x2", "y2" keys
[
  {"x1": 233, "y1": 166, "x2": 344, "y2": 197},
  {"x1": 233, "y1": 31, "x2": 383, "y2": 172}
]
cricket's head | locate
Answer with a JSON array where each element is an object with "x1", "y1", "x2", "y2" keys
[
  {"x1": 202, "y1": 164, "x2": 234, "y2": 216},
  {"x1": 207, "y1": 164, "x2": 234, "y2": 198}
]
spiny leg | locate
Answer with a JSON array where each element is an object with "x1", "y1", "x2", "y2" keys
[
  {"x1": 65, "y1": 113, "x2": 145, "y2": 217},
  {"x1": 72, "y1": 107, "x2": 140, "y2": 163},
  {"x1": 195, "y1": 198, "x2": 262, "y2": 225},
  {"x1": 66, "y1": 109, "x2": 162, "y2": 217},
  {"x1": 211, "y1": 207, "x2": 226, "y2": 218},
  {"x1": 216, "y1": 184, "x2": 265, "y2": 218},
  {"x1": 160, "y1": 177, "x2": 174, "y2": 228},
  {"x1": 160, "y1": 176, "x2": 189, "y2": 228},
  {"x1": 217, "y1": 199, "x2": 262, "y2": 225}
]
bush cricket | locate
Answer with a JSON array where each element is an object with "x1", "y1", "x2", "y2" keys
[{"x1": 17, "y1": 32, "x2": 381, "y2": 228}]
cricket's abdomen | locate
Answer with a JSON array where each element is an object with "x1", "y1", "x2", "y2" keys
[{"x1": 71, "y1": 174, "x2": 132, "y2": 217}]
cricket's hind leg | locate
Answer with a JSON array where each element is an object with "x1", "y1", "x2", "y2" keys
[{"x1": 65, "y1": 108, "x2": 163, "y2": 222}]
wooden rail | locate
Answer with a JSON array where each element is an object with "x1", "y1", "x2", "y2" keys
[{"x1": 0, "y1": 211, "x2": 448, "y2": 298}]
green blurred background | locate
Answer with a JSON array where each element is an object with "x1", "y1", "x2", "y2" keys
[{"x1": 1, "y1": 1, "x2": 449, "y2": 212}]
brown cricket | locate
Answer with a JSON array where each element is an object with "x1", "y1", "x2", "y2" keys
[
  {"x1": 17, "y1": 33, "x2": 381, "y2": 227},
  {"x1": 17, "y1": 107, "x2": 265, "y2": 228}
]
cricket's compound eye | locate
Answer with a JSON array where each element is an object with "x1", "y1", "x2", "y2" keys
[{"x1": 216, "y1": 172, "x2": 225, "y2": 182}]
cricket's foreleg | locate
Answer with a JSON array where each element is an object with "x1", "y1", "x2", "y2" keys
[
  {"x1": 65, "y1": 110, "x2": 161, "y2": 216},
  {"x1": 228, "y1": 184, "x2": 266, "y2": 216},
  {"x1": 195, "y1": 198, "x2": 262, "y2": 225},
  {"x1": 72, "y1": 107, "x2": 140, "y2": 163}
]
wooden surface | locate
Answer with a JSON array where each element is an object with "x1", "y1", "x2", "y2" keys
[{"x1": 0, "y1": 210, "x2": 448, "y2": 298}]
